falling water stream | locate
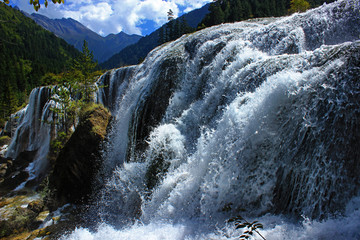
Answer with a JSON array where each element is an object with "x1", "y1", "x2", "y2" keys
[{"x1": 5, "y1": 1, "x2": 360, "y2": 239}]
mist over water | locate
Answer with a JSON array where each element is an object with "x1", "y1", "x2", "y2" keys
[{"x1": 39, "y1": 0, "x2": 360, "y2": 239}]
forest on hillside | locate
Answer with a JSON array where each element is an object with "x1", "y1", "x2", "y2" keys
[
  {"x1": 199, "y1": 0, "x2": 335, "y2": 29},
  {"x1": 0, "y1": 3, "x2": 79, "y2": 125},
  {"x1": 101, "y1": 0, "x2": 334, "y2": 70}
]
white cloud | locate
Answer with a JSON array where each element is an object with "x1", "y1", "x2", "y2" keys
[{"x1": 12, "y1": 0, "x2": 213, "y2": 36}]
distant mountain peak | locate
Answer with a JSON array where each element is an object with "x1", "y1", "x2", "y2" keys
[
  {"x1": 30, "y1": 14, "x2": 142, "y2": 63},
  {"x1": 101, "y1": 3, "x2": 210, "y2": 69}
]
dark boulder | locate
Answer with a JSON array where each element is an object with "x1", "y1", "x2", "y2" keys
[
  {"x1": 49, "y1": 105, "x2": 111, "y2": 205},
  {"x1": 0, "y1": 150, "x2": 37, "y2": 195}
]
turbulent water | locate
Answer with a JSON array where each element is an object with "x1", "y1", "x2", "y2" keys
[
  {"x1": 70, "y1": 1, "x2": 360, "y2": 238},
  {"x1": 7, "y1": 0, "x2": 360, "y2": 239}
]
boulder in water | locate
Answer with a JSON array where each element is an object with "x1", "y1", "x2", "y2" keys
[
  {"x1": 50, "y1": 104, "x2": 111, "y2": 206},
  {"x1": 0, "y1": 150, "x2": 37, "y2": 194}
]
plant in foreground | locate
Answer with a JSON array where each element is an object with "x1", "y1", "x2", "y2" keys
[{"x1": 227, "y1": 215, "x2": 266, "y2": 240}]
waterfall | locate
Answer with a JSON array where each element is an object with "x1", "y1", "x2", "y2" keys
[
  {"x1": 63, "y1": 1, "x2": 360, "y2": 239},
  {"x1": 4, "y1": 0, "x2": 357, "y2": 238},
  {"x1": 5, "y1": 87, "x2": 54, "y2": 180},
  {"x1": 59, "y1": 1, "x2": 360, "y2": 239}
]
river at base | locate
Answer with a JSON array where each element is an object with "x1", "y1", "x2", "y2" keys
[{"x1": 61, "y1": 195, "x2": 360, "y2": 240}]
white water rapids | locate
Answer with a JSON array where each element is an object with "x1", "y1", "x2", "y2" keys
[
  {"x1": 6, "y1": 0, "x2": 360, "y2": 239},
  {"x1": 69, "y1": 1, "x2": 359, "y2": 238}
]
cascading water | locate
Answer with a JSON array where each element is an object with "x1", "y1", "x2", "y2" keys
[
  {"x1": 5, "y1": 87, "x2": 54, "y2": 180},
  {"x1": 62, "y1": 0, "x2": 359, "y2": 239}
]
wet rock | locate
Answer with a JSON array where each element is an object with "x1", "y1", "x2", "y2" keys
[
  {"x1": 0, "y1": 206, "x2": 37, "y2": 238},
  {"x1": 27, "y1": 199, "x2": 45, "y2": 213},
  {"x1": 129, "y1": 56, "x2": 183, "y2": 155},
  {"x1": 0, "y1": 194, "x2": 64, "y2": 239},
  {"x1": 0, "y1": 135, "x2": 11, "y2": 146},
  {"x1": 50, "y1": 104, "x2": 111, "y2": 206},
  {"x1": 0, "y1": 151, "x2": 37, "y2": 194}
]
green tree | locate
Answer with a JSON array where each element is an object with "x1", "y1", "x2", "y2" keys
[
  {"x1": 0, "y1": 81, "x2": 18, "y2": 119},
  {"x1": 209, "y1": 2, "x2": 225, "y2": 25},
  {"x1": 158, "y1": 26, "x2": 166, "y2": 44},
  {"x1": 167, "y1": 9, "x2": 174, "y2": 21},
  {"x1": 289, "y1": 0, "x2": 310, "y2": 13},
  {"x1": 50, "y1": 84, "x2": 73, "y2": 134},
  {"x1": 72, "y1": 40, "x2": 98, "y2": 103},
  {"x1": 40, "y1": 72, "x2": 62, "y2": 86},
  {"x1": 0, "y1": 3, "x2": 79, "y2": 121},
  {"x1": 2, "y1": 0, "x2": 64, "y2": 11},
  {"x1": 198, "y1": 0, "x2": 332, "y2": 29},
  {"x1": 48, "y1": 40, "x2": 101, "y2": 135}
]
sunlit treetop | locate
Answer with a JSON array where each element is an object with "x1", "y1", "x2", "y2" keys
[{"x1": 2, "y1": 0, "x2": 64, "y2": 11}]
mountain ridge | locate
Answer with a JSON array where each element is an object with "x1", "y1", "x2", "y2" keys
[
  {"x1": 29, "y1": 13, "x2": 142, "y2": 63},
  {"x1": 0, "y1": 3, "x2": 79, "y2": 121},
  {"x1": 100, "y1": 3, "x2": 210, "y2": 69}
]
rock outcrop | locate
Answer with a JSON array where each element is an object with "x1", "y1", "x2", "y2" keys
[{"x1": 49, "y1": 105, "x2": 111, "y2": 205}]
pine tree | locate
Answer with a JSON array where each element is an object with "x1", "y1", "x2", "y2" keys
[
  {"x1": 1, "y1": 81, "x2": 18, "y2": 119},
  {"x1": 158, "y1": 26, "x2": 165, "y2": 44},
  {"x1": 51, "y1": 84, "x2": 72, "y2": 134},
  {"x1": 72, "y1": 40, "x2": 98, "y2": 103},
  {"x1": 210, "y1": 2, "x2": 225, "y2": 25},
  {"x1": 167, "y1": 9, "x2": 174, "y2": 21},
  {"x1": 49, "y1": 40, "x2": 99, "y2": 133}
]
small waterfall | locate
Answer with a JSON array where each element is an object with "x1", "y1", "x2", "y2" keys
[
  {"x1": 96, "y1": 66, "x2": 136, "y2": 114},
  {"x1": 5, "y1": 87, "x2": 53, "y2": 179},
  {"x1": 4, "y1": 71, "x2": 127, "y2": 185}
]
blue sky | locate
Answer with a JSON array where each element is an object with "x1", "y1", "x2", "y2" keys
[{"x1": 11, "y1": 0, "x2": 212, "y2": 36}]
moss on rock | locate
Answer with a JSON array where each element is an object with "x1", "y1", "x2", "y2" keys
[
  {"x1": 0, "y1": 194, "x2": 42, "y2": 238},
  {"x1": 49, "y1": 104, "x2": 111, "y2": 206},
  {"x1": 0, "y1": 135, "x2": 11, "y2": 146}
]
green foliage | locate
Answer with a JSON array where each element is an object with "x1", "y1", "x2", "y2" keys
[
  {"x1": 158, "y1": 18, "x2": 195, "y2": 45},
  {"x1": 78, "y1": 102, "x2": 105, "y2": 119},
  {"x1": 71, "y1": 40, "x2": 98, "y2": 103},
  {"x1": 50, "y1": 131, "x2": 68, "y2": 155},
  {"x1": 289, "y1": 0, "x2": 310, "y2": 13},
  {"x1": 0, "y1": 81, "x2": 18, "y2": 119},
  {"x1": 51, "y1": 85, "x2": 76, "y2": 134},
  {"x1": 2, "y1": 0, "x2": 64, "y2": 11},
  {"x1": 228, "y1": 216, "x2": 266, "y2": 240},
  {"x1": 0, "y1": 3, "x2": 79, "y2": 121},
  {"x1": 198, "y1": 0, "x2": 335, "y2": 29},
  {"x1": 40, "y1": 72, "x2": 62, "y2": 86},
  {"x1": 49, "y1": 41, "x2": 101, "y2": 135},
  {"x1": 0, "y1": 135, "x2": 11, "y2": 146}
]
